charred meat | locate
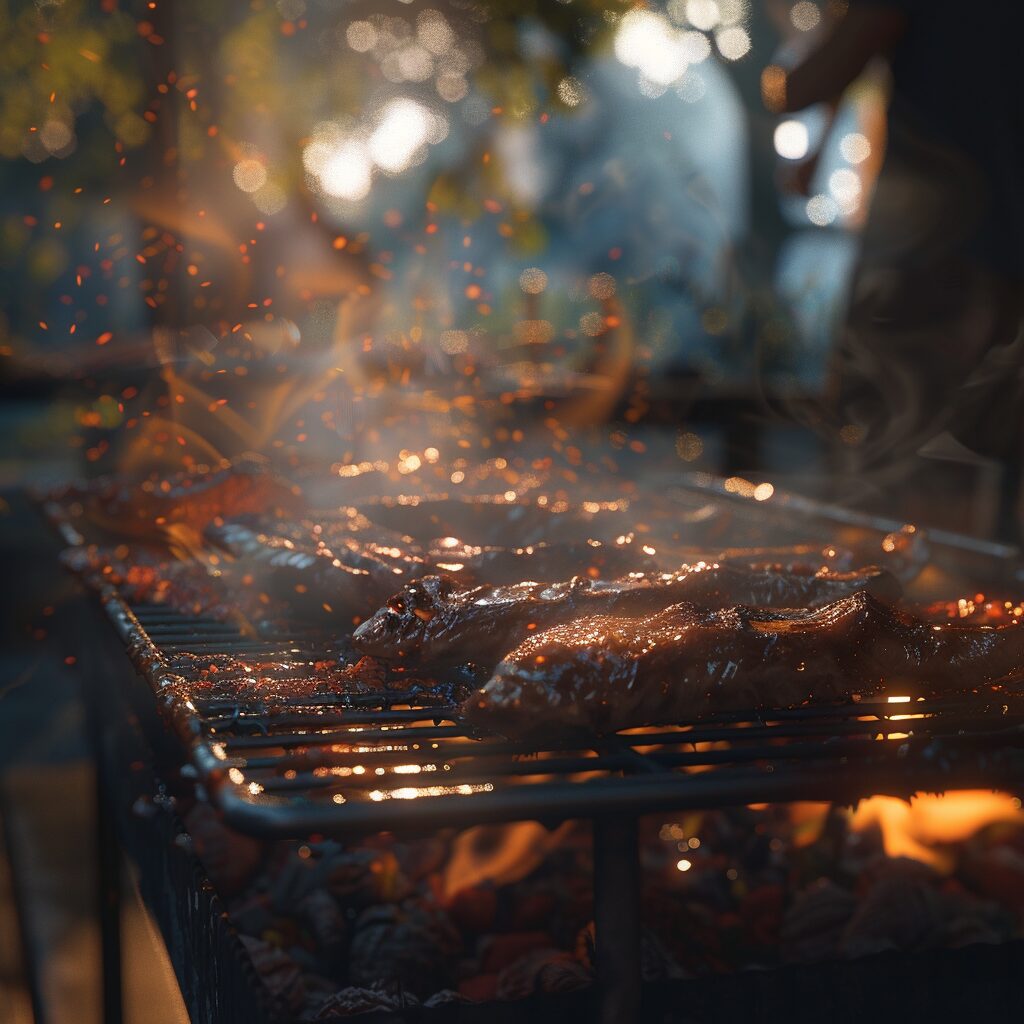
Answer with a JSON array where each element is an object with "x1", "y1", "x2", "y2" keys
[
  {"x1": 203, "y1": 522, "x2": 400, "y2": 625},
  {"x1": 467, "y1": 591, "x2": 1024, "y2": 739},
  {"x1": 352, "y1": 562, "x2": 902, "y2": 670},
  {"x1": 59, "y1": 459, "x2": 302, "y2": 542}
]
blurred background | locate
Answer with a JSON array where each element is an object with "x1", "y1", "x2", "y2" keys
[{"x1": 0, "y1": 0, "x2": 905, "y2": 505}]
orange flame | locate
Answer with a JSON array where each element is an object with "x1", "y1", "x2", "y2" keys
[
  {"x1": 442, "y1": 821, "x2": 576, "y2": 898},
  {"x1": 850, "y1": 791, "x2": 1023, "y2": 871}
]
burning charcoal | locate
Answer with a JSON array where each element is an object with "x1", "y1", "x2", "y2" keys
[
  {"x1": 311, "y1": 986, "x2": 420, "y2": 1019},
  {"x1": 422, "y1": 989, "x2": 471, "y2": 1007},
  {"x1": 239, "y1": 935, "x2": 306, "y2": 1014},
  {"x1": 840, "y1": 859, "x2": 1006, "y2": 957},
  {"x1": 446, "y1": 885, "x2": 498, "y2": 934},
  {"x1": 480, "y1": 931, "x2": 553, "y2": 974},
  {"x1": 506, "y1": 890, "x2": 559, "y2": 932},
  {"x1": 300, "y1": 974, "x2": 342, "y2": 1019},
  {"x1": 495, "y1": 948, "x2": 592, "y2": 1000},
  {"x1": 183, "y1": 804, "x2": 265, "y2": 899},
  {"x1": 391, "y1": 836, "x2": 449, "y2": 882},
  {"x1": 737, "y1": 884, "x2": 785, "y2": 949},
  {"x1": 962, "y1": 837, "x2": 1024, "y2": 910},
  {"x1": 324, "y1": 848, "x2": 411, "y2": 908},
  {"x1": 457, "y1": 974, "x2": 499, "y2": 1003},
  {"x1": 780, "y1": 879, "x2": 858, "y2": 963},
  {"x1": 348, "y1": 900, "x2": 461, "y2": 998},
  {"x1": 296, "y1": 889, "x2": 348, "y2": 966}
]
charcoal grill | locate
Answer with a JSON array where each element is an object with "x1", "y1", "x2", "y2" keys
[
  {"x1": 85, "y1": 582, "x2": 1024, "y2": 1022},
  {"x1": 44, "y1": 490, "x2": 1024, "y2": 1023}
]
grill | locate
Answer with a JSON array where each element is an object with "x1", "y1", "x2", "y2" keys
[
  {"x1": 44, "y1": 487, "x2": 1024, "y2": 1022},
  {"x1": 90, "y1": 579, "x2": 1024, "y2": 1022}
]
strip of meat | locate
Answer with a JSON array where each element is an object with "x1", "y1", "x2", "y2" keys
[
  {"x1": 202, "y1": 523, "x2": 399, "y2": 625},
  {"x1": 424, "y1": 535, "x2": 663, "y2": 584},
  {"x1": 59, "y1": 459, "x2": 303, "y2": 541},
  {"x1": 240, "y1": 509, "x2": 427, "y2": 577},
  {"x1": 466, "y1": 592, "x2": 1024, "y2": 739},
  {"x1": 63, "y1": 535, "x2": 372, "y2": 630},
  {"x1": 161, "y1": 654, "x2": 393, "y2": 703},
  {"x1": 206, "y1": 520, "x2": 413, "y2": 607},
  {"x1": 426, "y1": 538, "x2": 857, "y2": 583},
  {"x1": 353, "y1": 497, "x2": 635, "y2": 547},
  {"x1": 352, "y1": 562, "x2": 902, "y2": 670},
  {"x1": 683, "y1": 543, "x2": 855, "y2": 573}
]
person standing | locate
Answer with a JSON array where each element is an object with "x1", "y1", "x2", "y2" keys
[{"x1": 763, "y1": 1, "x2": 1024, "y2": 539}]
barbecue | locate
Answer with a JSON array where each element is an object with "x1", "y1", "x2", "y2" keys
[
  {"x1": 10, "y1": 0, "x2": 1024, "y2": 1019},
  {"x1": 37, "y1": 468, "x2": 1024, "y2": 1022}
]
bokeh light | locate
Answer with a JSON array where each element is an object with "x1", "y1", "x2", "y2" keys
[
  {"x1": 840, "y1": 132, "x2": 872, "y2": 164},
  {"x1": 519, "y1": 268, "x2": 548, "y2": 294},
  {"x1": 232, "y1": 158, "x2": 268, "y2": 194},
  {"x1": 789, "y1": 2, "x2": 821, "y2": 32},
  {"x1": 774, "y1": 120, "x2": 809, "y2": 160},
  {"x1": 715, "y1": 26, "x2": 751, "y2": 60}
]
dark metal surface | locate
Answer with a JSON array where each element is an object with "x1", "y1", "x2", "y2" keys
[
  {"x1": 84, "y1": 668, "x2": 125, "y2": 1024},
  {"x1": 0, "y1": 785, "x2": 48, "y2": 1024},
  {"x1": 593, "y1": 818, "x2": 641, "y2": 1024}
]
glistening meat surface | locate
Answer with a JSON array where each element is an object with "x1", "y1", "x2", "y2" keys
[
  {"x1": 352, "y1": 562, "x2": 901, "y2": 670},
  {"x1": 466, "y1": 592, "x2": 1024, "y2": 739},
  {"x1": 61, "y1": 459, "x2": 302, "y2": 541}
]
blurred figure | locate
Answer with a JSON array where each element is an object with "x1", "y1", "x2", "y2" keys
[{"x1": 763, "y1": 1, "x2": 1024, "y2": 539}]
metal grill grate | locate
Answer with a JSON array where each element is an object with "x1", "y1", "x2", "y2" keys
[{"x1": 96, "y1": 593, "x2": 1024, "y2": 841}]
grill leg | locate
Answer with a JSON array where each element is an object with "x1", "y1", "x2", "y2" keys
[
  {"x1": 95, "y1": 756, "x2": 123, "y2": 1024},
  {"x1": 86, "y1": 675, "x2": 124, "y2": 1024},
  {"x1": 593, "y1": 816, "x2": 641, "y2": 1024}
]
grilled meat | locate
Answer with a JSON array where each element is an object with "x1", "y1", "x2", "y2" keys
[
  {"x1": 60, "y1": 459, "x2": 302, "y2": 541},
  {"x1": 60, "y1": 543, "x2": 246, "y2": 621},
  {"x1": 250, "y1": 509, "x2": 427, "y2": 576},
  {"x1": 426, "y1": 538, "x2": 857, "y2": 583},
  {"x1": 352, "y1": 562, "x2": 902, "y2": 670},
  {"x1": 424, "y1": 534, "x2": 664, "y2": 584},
  {"x1": 205, "y1": 520, "x2": 413, "y2": 618},
  {"x1": 163, "y1": 653, "x2": 393, "y2": 703},
  {"x1": 686, "y1": 544, "x2": 856, "y2": 573},
  {"x1": 467, "y1": 591, "x2": 1024, "y2": 739},
  {"x1": 353, "y1": 497, "x2": 634, "y2": 547}
]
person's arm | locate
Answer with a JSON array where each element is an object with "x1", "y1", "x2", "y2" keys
[{"x1": 762, "y1": 4, "x2": 909, "y2": 114}]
